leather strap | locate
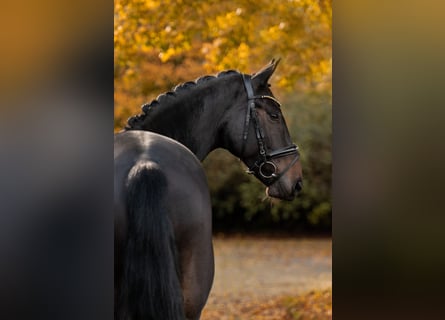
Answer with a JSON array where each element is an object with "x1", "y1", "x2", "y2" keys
[{"x1": 240, "y1": 73, "x2": 300, "y2": 185}]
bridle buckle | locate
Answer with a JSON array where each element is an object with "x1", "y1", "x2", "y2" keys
[{"x1": 258, "y1": 161, "x2": 277, "y2": 179}]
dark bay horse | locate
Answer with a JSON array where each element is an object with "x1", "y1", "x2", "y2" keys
[
  {"x1": 125, "y1": 59, "x2": 302, "y2": 198},
  {"x1": 115, "y1": 60, "x2": 303, "y2": 319}
]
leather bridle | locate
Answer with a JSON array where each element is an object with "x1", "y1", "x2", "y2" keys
[{"x1": 241, "y1": 74, "x2": 300, "y2": 186}]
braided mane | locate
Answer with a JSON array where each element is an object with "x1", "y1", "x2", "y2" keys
[{"x1": 125, "y1": 70, "x2": 240, "y2": 130}]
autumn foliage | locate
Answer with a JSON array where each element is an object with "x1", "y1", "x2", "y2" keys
[
  {"x1": 114, "y1": 0, "x2": 332, "y2": 232},
  {"x1": 202, "y1": 290, "x2": 332, "y2": 320}
]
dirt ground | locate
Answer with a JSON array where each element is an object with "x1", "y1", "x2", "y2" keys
[{"x1": 201, "y1": 236, "x2": 332, "y2": 319}]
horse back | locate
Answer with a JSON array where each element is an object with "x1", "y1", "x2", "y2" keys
[{"x1": 114, "y1": 130, "x2": 210, "y2": 223}]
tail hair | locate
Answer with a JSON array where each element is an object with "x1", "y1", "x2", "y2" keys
[{"x1": 119, "y1": 162, "x2": 184, "y2": 319}]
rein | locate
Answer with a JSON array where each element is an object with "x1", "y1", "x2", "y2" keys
[{"x1": 241, "y1": 74, "x2": 300, "y2": 186}]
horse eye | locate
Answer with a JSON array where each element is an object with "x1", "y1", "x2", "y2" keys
[{"x1": 268, "y1": 113, "x2": 280, "y2": 120}]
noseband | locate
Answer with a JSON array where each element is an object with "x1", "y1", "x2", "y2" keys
[{"x1": 241, "y1": 74, "x2": 300, "y2": 186}]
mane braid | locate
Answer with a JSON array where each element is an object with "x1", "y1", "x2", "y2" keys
[{"x1": 125, "y1": 69, "x2": 241, "y2": 130}]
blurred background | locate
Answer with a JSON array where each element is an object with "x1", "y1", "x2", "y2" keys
[
  {"x1": 114, "y1": 0, "x2": 332, "y2": 235},
  {"x1": 3, "y1": 0, "x2": 444, "y2": 318}
]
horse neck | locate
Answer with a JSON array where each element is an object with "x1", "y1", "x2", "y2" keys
[{"x1": 140, "y1": 78, "x2": 241, "y2": 161}]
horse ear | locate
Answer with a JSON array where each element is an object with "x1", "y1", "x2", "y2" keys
[{"x1": 252, "y1": 58, "x2": 281, "y2": 85}]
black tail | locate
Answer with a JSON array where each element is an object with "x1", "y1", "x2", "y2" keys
[{"x1": 119, "y1": 162, "x2": 184, "y2": 320}]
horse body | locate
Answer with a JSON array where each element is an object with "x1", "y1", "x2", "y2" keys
[
  {"x1": 115, "y1": 131, "x2": 213, "y2": 320},
  {"x1": 116, "y1": 60, "x2": 303, "y2": 319}
]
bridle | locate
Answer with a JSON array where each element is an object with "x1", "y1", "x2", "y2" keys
[{"x1": 241, "y1": 74, "x2": 300, "y2": 186}]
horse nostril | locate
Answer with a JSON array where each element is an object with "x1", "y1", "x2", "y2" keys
[{"x1": 294, "y1": 179, "x2": 303, "y2": 192}]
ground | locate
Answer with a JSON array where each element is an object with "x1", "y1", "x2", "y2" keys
[{"x1": 201, "y1": 236, "x2": 332, "y2": 319}]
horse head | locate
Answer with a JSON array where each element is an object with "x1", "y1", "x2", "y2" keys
[{"x1": 227, "y1": 59, "x2": 303, "y2": 200}]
